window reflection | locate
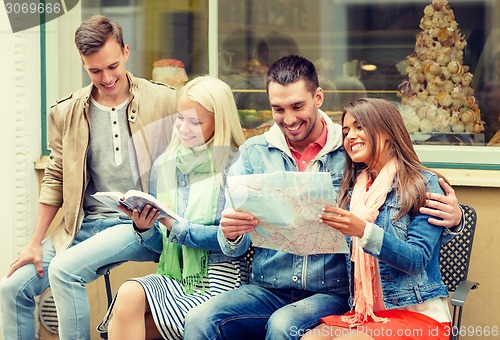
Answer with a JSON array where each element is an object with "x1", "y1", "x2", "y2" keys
[
  {"x1": 80, "y1": 0, "x2": 499, "y2": 147},
  {"x1": 82, "y1": 0, "x2": 209, "y2": 83},
  {"x1": 216, "y1": 0, "x2": 499, "y2": 147}
]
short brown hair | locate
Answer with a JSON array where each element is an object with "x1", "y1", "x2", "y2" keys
[
  {"x1": 74, "y1": 15, "x2": 124, "y2": 55},
  {"x1": 265, "y1": 55, "x2": 319, "y2": 95}
]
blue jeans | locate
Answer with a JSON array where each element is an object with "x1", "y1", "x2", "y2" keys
[
  {"x1": 0, "y1": 217, "x2": 161, "y2": 340},
  {"x1": 184, "y1": 284, "x2": 350, "y2": 340}
]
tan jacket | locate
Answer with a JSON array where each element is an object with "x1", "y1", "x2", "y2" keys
[{"x1": 40, "y1": 72, "x2": 177, "y2": 252}]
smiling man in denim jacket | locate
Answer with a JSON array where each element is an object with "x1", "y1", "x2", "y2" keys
[{"x1": 184, "y1": 55, "x2": 463, "y2": 340}]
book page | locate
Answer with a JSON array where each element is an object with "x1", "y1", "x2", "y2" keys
[
  {"x1": 92, "y1": 190, "x2": 181, "y2": 221},
  {"x1": 91, "y1": 192, "x2": 124, "y2": 211},
  {"x1": 122, "y1": 190, "x2": 181, "y2": 220}
]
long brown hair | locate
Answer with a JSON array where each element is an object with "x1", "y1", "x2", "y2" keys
[{"x1": 337, "y1": 98, "x2": 447, "y2": 219}]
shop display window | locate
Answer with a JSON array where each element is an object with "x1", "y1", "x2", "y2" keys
[{"x1": 43, "y1": 0, "x2": 500, "y2": 169}]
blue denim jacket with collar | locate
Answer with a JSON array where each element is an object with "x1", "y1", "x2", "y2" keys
[
  {"x1": 218, "y1": 113, "x2": 350, "y2": 294},
  {"x1": 136, "y1": 150, "x2": 238, "y2": 265},
  {"x1": 346, "y1": 171, "x2": 449, "y2": 309}
]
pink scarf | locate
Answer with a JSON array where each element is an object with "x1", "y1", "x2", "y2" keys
[{"x1": 341, "y1": 159, "x2": 398, "y2": 327}]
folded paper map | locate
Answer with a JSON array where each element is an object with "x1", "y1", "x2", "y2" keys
[{"x1": 226, "y1": 171, "x2": 348, "y2": 255}]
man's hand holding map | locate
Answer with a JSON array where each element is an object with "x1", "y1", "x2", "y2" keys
[{"x1": 226, "y1": 171, "x2": 348, "y2": 255}]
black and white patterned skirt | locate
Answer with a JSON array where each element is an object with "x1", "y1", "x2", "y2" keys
[{"x1": 98, "y1": 259, "x2": 247, "y2": 340}]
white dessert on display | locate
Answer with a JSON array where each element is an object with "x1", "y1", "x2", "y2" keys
[
  {"x1": 397, "y1": 0, "x2": 485, "y2": 135},
  {"x1": 152, "y1": 59, "x2": 188, "y2": 90}
]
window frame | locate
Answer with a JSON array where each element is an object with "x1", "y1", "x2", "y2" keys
[{"x1": 40, "y1": 0, "x2": 500, "y2": 170}]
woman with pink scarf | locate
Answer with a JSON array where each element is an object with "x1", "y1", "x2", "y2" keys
[{"x1": 303, "y1": 98, "x2": 452, "y2": 340}]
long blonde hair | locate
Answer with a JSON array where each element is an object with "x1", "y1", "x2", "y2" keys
[
  {"x1": 166, "y1": 75, "x2": 245, "y2": 187},
  {"x1": 338, "y1": 98, "x2": 447, "y2": 219}
]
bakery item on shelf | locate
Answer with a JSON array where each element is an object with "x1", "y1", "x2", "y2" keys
[{"x1": 152, "y1": 59, "x2": 188, "y2": 90}]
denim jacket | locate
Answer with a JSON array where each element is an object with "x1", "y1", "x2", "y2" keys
[
  {"x1": 347, "y1": 171, "x2": 449, "y2": 309},
  {"x1": 218, "y1": 111, "x2": 349, "y2": 294},
  {"x1": 136, "y1": 149, "x2": 238, "y2": 265}
]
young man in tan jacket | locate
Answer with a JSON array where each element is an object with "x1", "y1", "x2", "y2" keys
[{"x1": 0, "y1": 15, "x2": 177, "y2": 340}]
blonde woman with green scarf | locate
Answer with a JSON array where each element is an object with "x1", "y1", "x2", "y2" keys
[{"x1": 100, "y1": 76, "x2": 247, "y2": 340}]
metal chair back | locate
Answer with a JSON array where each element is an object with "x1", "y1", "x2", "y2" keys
[{"x1": 439, "y1": 204, "x2": 479, "y2": 340}]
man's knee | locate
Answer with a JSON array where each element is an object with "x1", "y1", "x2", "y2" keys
[
  {"x1": 47, "y1": 254, "x2": 66, "y2": 282},
  {"x1": 0, "y1": 277, "x2": 16, "y2": 304},
  {"x1": 0, "y1": 273, "x2": 36, "y2": 310},
  {"x1": 184, "y1": 303, "x2": 205, "y2": 328},
  {"x1": 184, "y1": 301, "x2": 223, "y2": 338},
  {"x1": 267, "y1": 306, "x2": 321, "y2": 340},
  {"x1": 267, "y1": 309, "x2": 297, "y2": 338}
]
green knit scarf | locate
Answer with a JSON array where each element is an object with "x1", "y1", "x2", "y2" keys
[{"x1": 155, "y1": 143, "x2": 218, "y2": 294}]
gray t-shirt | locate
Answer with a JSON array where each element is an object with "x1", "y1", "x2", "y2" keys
[{"x1": 83, "y1": 97, "x2": 141, "y2": 219}]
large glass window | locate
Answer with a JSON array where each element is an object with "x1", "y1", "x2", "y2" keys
[
  {"x1": 44, "y1": 0, "x2": 500, "y2": 169},
  {"x1": 81, "y1": 0, "x2": 210, "y2": 81},
  {"x1": 217, "y1": 0, "x2": 500, "y2": 169}
]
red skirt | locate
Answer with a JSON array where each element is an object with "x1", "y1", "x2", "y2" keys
[{"x1": 321, "y1": 310, "x2": 451, "y2": 340}]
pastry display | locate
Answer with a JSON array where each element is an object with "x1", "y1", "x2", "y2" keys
[
  {"x1": 152, "y1": 59, "x2": 188, "y2": 90},
  {"x1": 239, "y1": 109, "x2": 273, "y2": 128},
  {"x1": 238, "y1": 109, "x2": 273, "y2": 138},
  {"x1": 397, "y1": 0, "x2": 484, "y2": 135}
]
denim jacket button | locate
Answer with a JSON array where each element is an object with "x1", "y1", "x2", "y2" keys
[
  {"x1": 383, "y1": 276, "x2": 391, "y2": 281},
  {"x1": 292, "y1": 275, "x2": 299, "y2": 282},
  {"x1": 392, "y1": 298, "x2": 398, "y2": 304},
  {"x1": 172, "y1": 236, "x2": 178, "y2": 243}
]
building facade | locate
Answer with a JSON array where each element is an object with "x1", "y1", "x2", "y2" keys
[{"x1": 1, "y1": 1, "x2": 499, "y2": 339}]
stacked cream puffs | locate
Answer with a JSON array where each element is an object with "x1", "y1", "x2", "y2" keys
[{"x1": 397, "y1": 0, "x2": 484, "y2": 134}]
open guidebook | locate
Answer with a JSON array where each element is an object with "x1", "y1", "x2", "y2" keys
[{"x1": 92, "y1": 190, "x2": 181, "y2": 221}]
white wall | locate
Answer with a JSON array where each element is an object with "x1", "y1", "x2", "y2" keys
[
  {"x1": 0, "y1": 4, "x2": 81, "y2": 338},
  {"x1": 0, "y1": 2, "x2": 42, "y2": 279},
  {"x1": 0, "y1": 5, "x2": 43, "y2": 339}
]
